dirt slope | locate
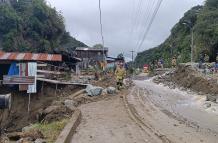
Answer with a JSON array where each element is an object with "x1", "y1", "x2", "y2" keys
[{"x1": 154, "y1": 64, "x2": 218, "y2": 101}]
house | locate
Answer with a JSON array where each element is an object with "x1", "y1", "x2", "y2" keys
[
  {"x1": 75, "y1": 47, "x2": 108, "y2": 69},
  {"x1": 54, "y1": 50, "x2": 81, "y2": 72},
  {"x1": 0, "y1": 51, "x2": 62, "y2": 82},
  {"x1": 106, "y1": 56, "x2": 125, "y2": 69}
]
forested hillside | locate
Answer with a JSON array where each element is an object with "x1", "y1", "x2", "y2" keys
[
  {"x1": 0, "y1": 0, "x2": 86, "y2": 53},
  {"x1": 135, "y1": 0, "x2": 218, "y2": 67}
]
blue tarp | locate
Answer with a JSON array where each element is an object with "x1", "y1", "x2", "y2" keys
[{"x1": 8, "y1": 62, "x2": 19, "y2": 76}]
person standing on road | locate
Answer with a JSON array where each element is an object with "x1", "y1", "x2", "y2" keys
[
  {"x1": 115, "y1": 63, "x2": 126, "y2": 90},
  {"x1": 199, "y1": 53, "x2": 204, "y2": 69},
  {"x1": 172, "y1": 56, "x2": 177, "y2": 68},
  {"x1": 204, "y1": 54, "x2": 210, "y2": 74},
  {"x1": 204, "y1": 54, "x2": 209, "y2": 63},
  {"x1": 160, "y1": 58, "x2": 164, "y2": 68}
]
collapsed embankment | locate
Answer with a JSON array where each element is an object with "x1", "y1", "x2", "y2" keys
[
  {"x1": 0, "y1": 74, "x2": 118, "y2": 142},
  {"x1": 0, "y1": 82, "x2": 83, "y2": 133},
  {"x1": 154, "y1": 64, "x2": 218, "y2": 102}
]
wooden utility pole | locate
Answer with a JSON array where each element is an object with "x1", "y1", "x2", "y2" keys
[{"x1": 130, "y1": 50, "x2": 135, "y2": 70}]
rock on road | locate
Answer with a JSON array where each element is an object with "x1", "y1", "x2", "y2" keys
[{"x1": 71, "y1": 77, "x2": 218, "y2": 143}]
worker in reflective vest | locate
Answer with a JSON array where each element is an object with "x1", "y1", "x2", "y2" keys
[
  {"x1": 204, "y1": 54, "x2": 209, "y2": 63},
  {"x1": 115, "y1": 63, "x2": 126, "y2": 90},
  {"x1": 172, "y1": 57, "x2": 177, "y2": 68}
]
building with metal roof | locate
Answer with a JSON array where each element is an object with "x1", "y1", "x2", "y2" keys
[
  {"x1": 75, "y1": 47, "x2": 108, "y2": 69},
  {"x1": 0, "y1": 51, "x2": 62, "y2": 62}
]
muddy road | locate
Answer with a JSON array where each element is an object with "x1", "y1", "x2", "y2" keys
[{"x1": 71, "y1": 77, "x2": 218, "y2": 143}]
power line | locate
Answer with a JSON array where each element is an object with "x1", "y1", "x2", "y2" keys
[
  {"x1": 135, "y1": 0, "x2": 156, "y2": 50},
  {"x1": 134, "y1": 0, "x2": 150, "y2": 35},
  {"x1": 137, "y1": 0, "x2": 163, "y2": 53},
  {"x1": 129, "y1": 0, "x2": 157, "y2": 52},
  {"x1": 126, "y1": 0, "x2": 142, "y2": 53}
]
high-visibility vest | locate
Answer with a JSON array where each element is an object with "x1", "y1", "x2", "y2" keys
[{"x1": 204, "y1": 55, "x2": 209, "y2": 62}]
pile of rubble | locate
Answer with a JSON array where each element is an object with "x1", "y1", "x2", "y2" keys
[
  {"x1": 153, "y1": 70, "x2": 177, "y2": 89},
  {"x1": 85, "y1": 85, "x2": 116, "y2": 97},
  {"x1": 153, "y1": 64, "x2": 218, "y2": 102}
]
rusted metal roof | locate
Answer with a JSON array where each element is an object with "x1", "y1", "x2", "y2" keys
[
  {"x1": 75, "y1": 47, "x2": 108, "y2": 51},
  {"x1": 0, "y1": 51, "x2": 62, "y2": 62}
]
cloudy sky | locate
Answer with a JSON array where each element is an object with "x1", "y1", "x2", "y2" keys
[{"x1": 47, "y1": 0, "x2": 204, "y2": 60}]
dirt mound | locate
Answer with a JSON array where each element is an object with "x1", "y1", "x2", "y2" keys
[
  {"x1": 154, "y1": 64, "x2": 218, "y2": 102},
  {"x1": 92, "y1": 74, "x2": 116, "y2": 88},
  {"x1": 37, "y1": 105, "x2": 73, "y2": 123}
]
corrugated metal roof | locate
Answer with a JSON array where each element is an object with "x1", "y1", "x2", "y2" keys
[
  {"x1": 0, "y1": 51, "x2": 62, "y2": 62},
  {"x1": 76, "y1": 47, "x2": 108, "y2": 51}
]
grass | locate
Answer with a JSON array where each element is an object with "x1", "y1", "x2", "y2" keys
[{"x1": 32, "y1": 119, "x2": 69, "y2": 143}]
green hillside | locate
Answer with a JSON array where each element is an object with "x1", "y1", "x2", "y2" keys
[
  {"x1": 0, "y1": 0, "x2": 86, "y2": 53},
  {"x1": 135, "y1": 0, "x2": 218, "y2": 67}
]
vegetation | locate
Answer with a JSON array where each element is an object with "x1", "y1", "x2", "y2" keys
[
  {"x1": 32, "y1": 119, "x2": 69, "y2": 143},
  {"x1": 93, "y1": 44, "x2": 103, "y2": 48},
  {"x1": 0, "y1": 0, "x2": 86, "y2": 53},
  {"x1": 135, "y1": 0, "x2": 218, "y2": 67}
]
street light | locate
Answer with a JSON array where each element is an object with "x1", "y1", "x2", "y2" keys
[{"x1": 182, "y1": 22, "x2": 194, "y2": 65}]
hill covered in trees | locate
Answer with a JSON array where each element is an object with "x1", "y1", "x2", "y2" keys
[
  {"x1": 0, "y1": 0, "x2": 86, "y2": 53},
  {"x1": 135, "y1": 0, "x2": 218, "y2": 67}
]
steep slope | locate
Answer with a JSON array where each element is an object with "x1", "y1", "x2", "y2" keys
[
  {"x1": 135, "y1": 0, "x2": 218, "y2": 67},
  {"x1": 0, "y1": 0, "x2": 86, "y2": 53}
]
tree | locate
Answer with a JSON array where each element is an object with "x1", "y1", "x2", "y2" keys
[
  {"x1": 93, "y1": 44, "x2": 103, "y2": 48},
  {"x1": 0, "y1": 0, "x2": 87, "y2": 53},
  {"x1": 117, "y1": 53, "x2": 124, "y2": 61}
]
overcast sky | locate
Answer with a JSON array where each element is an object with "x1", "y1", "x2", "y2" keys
[{"x1": 47, "y1": 0, "x2": 204, "y2": 60}]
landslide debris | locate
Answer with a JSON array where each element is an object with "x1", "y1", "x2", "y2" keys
[{"x1": 154, "y1": 64, "x2": 218, "y2": 102}]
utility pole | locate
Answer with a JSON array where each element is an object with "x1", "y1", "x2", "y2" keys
[
  {"x1": 130, "y1": 50, "x2": 135, "y2": 75},
  {"x1": 191, "y1": 28, "x2": 194, "y2": 64},
  {"x1": 183, "y1": 22, "x2": 194, "y2": 65},
  {"x1": 130, "y1": 50, "x2": 135, "y2": 64}
]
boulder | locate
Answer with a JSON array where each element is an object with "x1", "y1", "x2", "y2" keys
[
  {"x1": 85, "y1": 85, "x2": 103, "y2": 96},
  {"x1": 203, "y1": 102, "x2": 211, "y2": 109},
  {"x1": 43, "y1": 106, "x2": 59, "y2": 115},
  {"x1": 107, "y1": 87, "x2": 116, "y2": 95},
  {"x1": 64, "y1": 100, "x2": 76, "y2": 110},
  {"x1": 34, "y1": 138, "x2": 46, "y2": 143},
  {"x1": 22, "y1": 125, "x2": 35, "y2": 132}
]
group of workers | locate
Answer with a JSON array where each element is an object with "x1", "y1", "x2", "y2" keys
[
  {"x1": 113, "y1": 53, "x2": 218, "y2": 89},
  {"x1": 149, "y1": 57, "x2": 177, "y2": 72},
  {"x1": 199, "y1": 53, "x2": 218, "y2": 74}
]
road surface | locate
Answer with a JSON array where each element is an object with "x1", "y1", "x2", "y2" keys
[{"x1": 71, "y1": 77, "x2": 218, "y2": 143}]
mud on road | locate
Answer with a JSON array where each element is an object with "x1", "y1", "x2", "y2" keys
[
  {"x1": 127, "y1": 85, "x2": 218, "y2": 143},
  {"x1": 71, "y1": 79, "x2": 218, "y2": 143},
  {"x1": 71, "y1": 90, "x2": 154, "y2": 143}
]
